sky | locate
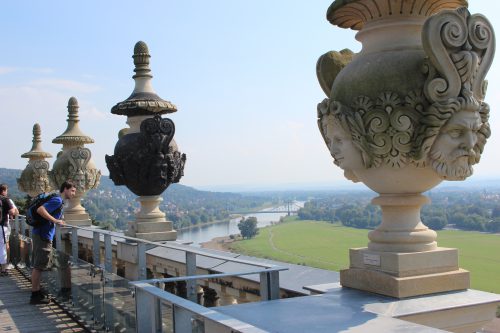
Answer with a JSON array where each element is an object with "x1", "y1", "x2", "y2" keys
[{"x1": 1, "y1": 1, "x2": 500, "y2": 191}]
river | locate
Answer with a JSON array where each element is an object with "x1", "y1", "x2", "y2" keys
[{"x1": 176, "y1": 201, "x2": 304, "y2": 246}]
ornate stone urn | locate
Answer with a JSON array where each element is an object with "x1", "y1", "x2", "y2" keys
[
  {"x1": 317, "y1": 0, "x2": 494, "y2": 297},
  {"x1": 106, "y1": 41, "x2": 186, "y2": 241},
  {"x1": 50, "y1": 97, "x2": 101, "y2": 226},
  {"x1": 17, "y1": 124, "x2": 53, "y2": 197}
]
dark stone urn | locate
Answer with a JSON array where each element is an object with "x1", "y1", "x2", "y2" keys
[{"x1": 106, "y1": 41, "x2": 186, "y2": 241}]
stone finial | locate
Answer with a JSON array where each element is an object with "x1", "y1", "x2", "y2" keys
[
  {"x1": 21, "y1": 123, "x2": 52, "y2": 159},
  {"x1": 53, "y1": 97, "x2": 94, "y2": 145},
  {"x1": 111, "y1": 41, "x2": 177, "y2": 116},
  {"x1": 133, "y1": 41, "x2": 152, "y2": 79}
]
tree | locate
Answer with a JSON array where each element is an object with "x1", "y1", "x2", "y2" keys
[
  {"x1": 424, "y1": 216, "x2": 447, "y2": 230},
  {"x1": 238, "y1": 216, "x2": 258, "y2": 239}
]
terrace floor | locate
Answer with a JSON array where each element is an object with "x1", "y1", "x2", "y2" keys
[{"x1": 0, "y1": 268, "x2": 84, "y2": 333}]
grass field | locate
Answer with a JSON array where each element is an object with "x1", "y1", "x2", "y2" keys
[{"x1": 230, "y1": 219, "x2": 500, "y2": 293}]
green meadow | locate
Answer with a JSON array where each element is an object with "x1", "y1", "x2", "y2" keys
[{"x1": 230, "y1": 219, "x2": 500, "y2": 293}]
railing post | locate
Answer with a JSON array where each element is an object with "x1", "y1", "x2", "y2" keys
[
  {"x1": 137, "y1": 242, "x2": 147, "y2": 281},
  {"x1": 104, "y1": 234, "x2": 112, "y2": 273},
  {"x1": 93, "y1": 231, "x2": 101, "y2": 267},
  {"x1": 259, "y1": 270, "x2": 280, "y2": 301},
  {"x1": 71, "y1": 226, "x2": 79, "y2": 263},
  {"x1": 10, "y1": 215, "x2": 19, "y2": 265},
  {"x1": 103, "y1": 233, "x2": 114, "y2": 331},
  {"x1": 185, "y1": 251, "x2": 197, "y2": 303},
  {"x1": 173, "y1": 304, "x2": 194, "y2": 333},
  {"x1": 135, "y1": 287, "x2": 160, "y2": 332},
  {"x1": 154, "y1": 282, "x2": 163, "y2": 330},
  {"x1": 55, "y1": 224, "x2": 62, "y2": 251},
  {"x1": 70, "y1": 226, "x2": 80, "y2": 315}
]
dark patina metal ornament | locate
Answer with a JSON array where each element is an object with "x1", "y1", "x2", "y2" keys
[{"x1": 106, "y1": 114, "x2": 186, "y2": 196}]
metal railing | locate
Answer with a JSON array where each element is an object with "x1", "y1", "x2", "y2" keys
[
  {"x1": 8, "y1": 215, "x2": 288, "y2": 332},
  {"x1": 130, "y1": 267, "x2": 286, "y2": 333}
]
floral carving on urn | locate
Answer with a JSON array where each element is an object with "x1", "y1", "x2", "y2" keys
[
  {"x1": 17, "y1": 123, "x2": 53, "y2": 197},
  {"x1": 317, "y1": 0, "x2": 495, "y2": 297},
  {"x1": 105, "y1": 41, "x2": 185, "y2": 241},
  {"x1": 50, "y1": 97, "x2": 101, "y2": 226}
]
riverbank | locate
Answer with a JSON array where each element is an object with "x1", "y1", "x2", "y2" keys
[{"x1": 200, "y1": 236, "x2": 234, "y2": 252}]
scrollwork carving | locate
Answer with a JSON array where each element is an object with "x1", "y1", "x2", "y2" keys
[
  {"x1": 50, "y1": 147, "x2": 101, "y2": 194},
  {"x1": 422, "y1": 7, "x2": 495, "y2": 104},
  {"x1": 17, "y1": 160, "x2": 52, "y2": 196}
]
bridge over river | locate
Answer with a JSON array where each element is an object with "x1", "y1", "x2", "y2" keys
[{"x1": 229, "y1": 200, "x2": 302, "y2": 216}]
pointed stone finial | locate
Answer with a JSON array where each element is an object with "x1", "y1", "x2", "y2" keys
[
  {"x1": 133, "y1": 41, "x2": 152, "y2": 79},
  {"x1": 21, "y1": 123, "x2": 52, "y2": 159},
  {"x1": 53, "y1": 97, "x2": 94, "y2": 145},
  {"x1": 111, "y1": 41, "x2": 177, "y2": 116}
]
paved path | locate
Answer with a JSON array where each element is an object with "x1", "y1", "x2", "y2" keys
[{"x1": 0, "y1": 268, "x2": 84, "y2": 333}]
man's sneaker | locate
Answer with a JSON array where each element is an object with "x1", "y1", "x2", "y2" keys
[
  {"x1": 30, "y1": 291, "x2": 51, "y2": 305},
  {"x1": 6, "y1": 263, "x2": 14, "y2": 270}
]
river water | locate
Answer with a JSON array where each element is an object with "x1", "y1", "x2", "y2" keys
[{"x1": 177, "y1": 201, "x2": 304, "y2": 247}]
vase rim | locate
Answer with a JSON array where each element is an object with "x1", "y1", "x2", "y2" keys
[{"x1": 327, "y1": 0, "x2": 468, "y2": 30}]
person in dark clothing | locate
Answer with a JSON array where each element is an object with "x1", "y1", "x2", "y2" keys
[
  {"x1": 30, "y1": 181, "x2": 76, "y2": 305},
  {"x1": 0, "y1": 184, "x2": 16, "y2": 276}
]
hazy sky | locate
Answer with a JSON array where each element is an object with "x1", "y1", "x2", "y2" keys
[{"x1": 1, "y1": 1, "x2": 499, "y2": 190}]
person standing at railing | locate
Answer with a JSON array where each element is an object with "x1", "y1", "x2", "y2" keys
[
  {"x1": 30, "y1": 180, "x2": 76, "y2": 305},
  {"x1": 0, "y1": 184, "x2": 17, "y2": 276}
]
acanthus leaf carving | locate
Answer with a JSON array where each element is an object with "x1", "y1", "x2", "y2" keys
[{"x1": 318, "y1": 89, "x2": 428, "y2": 176}]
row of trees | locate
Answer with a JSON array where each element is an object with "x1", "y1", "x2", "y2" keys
[{"x1": 297, "y1": 189, "x2": 500, "y2": 232}]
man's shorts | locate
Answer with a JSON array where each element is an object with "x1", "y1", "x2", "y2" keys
[{"x1": 32, "y1": 233, "x2": 53, "y2": 270}]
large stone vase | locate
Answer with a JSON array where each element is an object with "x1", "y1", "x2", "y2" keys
[
  {"x1": 17, "y1": 123, "x2": 53, "y2": 197},
  {"x1": 50, "y1": 97, "x2": 101, "y2": 226},
  {"x1": 105, "y1": 41, "x2": 186, "y2": 242},
  {"x1": 317, "y1": 0, "x2": 495, "y2": 298}
]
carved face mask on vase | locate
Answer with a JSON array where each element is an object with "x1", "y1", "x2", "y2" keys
[
  {"x1": 429, "y1": 110, "x2": 481, "y2": 181},
  {"x1": 322, "y1": 114, "x2": 364, "y2": 173}
]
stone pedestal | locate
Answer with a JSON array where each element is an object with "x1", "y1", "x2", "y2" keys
[
  {"x1": 340, "y1": 193, "x2": 470, "y2": 298},
  {"x1": 340, "y1": 245, "x2": 470, "y2": 296},
  {"x1": 63, "y1": 195, "x2": 92, "y2": 226},
  {"x1": 125, "y1": 195, "x2": 177, "y2": 241}
]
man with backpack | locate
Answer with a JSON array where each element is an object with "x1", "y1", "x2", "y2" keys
[
  {"x1": 0, "y1": 184, "x2": 17, "y2": 276},
  {"x1": 30, "y1": 180, "x2": 76, "y2": 305}
]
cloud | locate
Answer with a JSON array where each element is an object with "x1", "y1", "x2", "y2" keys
[
  {"x1": 79, "y1": 106, "x2": 108, "y2": 120},
  {"x1": 28, "y1": 78, "x2": 100, "y2": 94},
  {"x1": 0, "y1": 67, "x2": 54, "y2": 75},
  {"x1": 0, "y1": 67, "x2": 17, "y2": 75}
]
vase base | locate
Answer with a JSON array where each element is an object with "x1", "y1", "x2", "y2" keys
[
  {"x1": 341, "y1": 249, "x2": 469, "y2": 298},
  {"x1": 64, "y1": 213, "x2": 92, "y2": 226},
  {"x1": 350, "y1": 247, "x2": 459, "y2": 276},
  {"x1": 126, "y1": 220, "x2": 177, "y2": 241}
]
